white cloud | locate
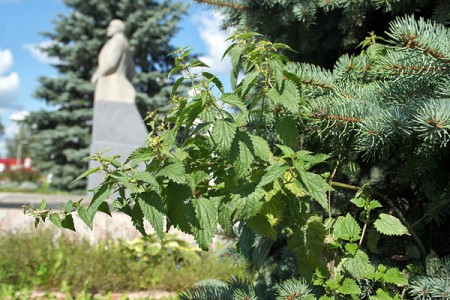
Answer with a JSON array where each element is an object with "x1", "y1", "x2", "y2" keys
[
  {"x1": 0, "y1": 72, "x2": 20, "y2": 104},
  {"x1": 10, "y1": 110, "x2": 29, "y2": 122},
  {"x1": 0, "y1": 49, "x2": 13, "y2": 75},
  {"x1": 193, "y1": 11, "x2": 232, "y2": 75},
  {"x1": 0, "y1": 48, "x2": 20, "y2": 106},
  {"x1": 23, "y1": 41, "x2": 62, "y2": 65}
]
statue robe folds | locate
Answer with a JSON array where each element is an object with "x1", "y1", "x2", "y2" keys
[{"x1": 94, "y1": 34, "x2": 136, "y2": 103}]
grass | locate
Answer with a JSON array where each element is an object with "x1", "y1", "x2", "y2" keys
[{"x1": 0, "y1": 228, "x2": 250, "y2": 298}]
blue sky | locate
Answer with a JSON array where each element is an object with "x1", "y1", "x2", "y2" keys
[{"x1": 0, "y1": 0, "x2": 232, "y2": 156}]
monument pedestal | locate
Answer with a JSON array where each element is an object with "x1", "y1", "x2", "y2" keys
[{"x1": 87, "y1": 100, "x2": 148, "y2": 191}]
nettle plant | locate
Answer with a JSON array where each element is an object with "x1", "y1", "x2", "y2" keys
[{"x1": 26, "y1": 31, "x2": 412, "y2": 299}]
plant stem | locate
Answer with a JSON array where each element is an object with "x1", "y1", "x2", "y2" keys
[
  {"x1": 327, "y1": 148, "x2": 343, "y2": 223},
  {"x1": 330, "y1": 181, "x2": 359, "y2": 191},
  {"x1": 359, "y1": 222, "x2": 368, "y2": 247}
]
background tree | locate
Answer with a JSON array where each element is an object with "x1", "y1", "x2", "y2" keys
[
  {"x1": 195, "y1": 0, "x2": 450, "y2": 67},
  {"x1": 23, "y1": 0, "x2": 186, "y2": 191}
]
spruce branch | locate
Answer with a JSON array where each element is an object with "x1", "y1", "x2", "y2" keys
[{"x1": 195, "y1": 0, "x2": 249, "y2": 11}]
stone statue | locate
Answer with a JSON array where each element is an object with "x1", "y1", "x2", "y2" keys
[
  {"x1": 91, "y1": 19, "x2": 135, "y2": 103},
  {"x1": 88, "y1": 19, "x2": 148, "y2": 191}
]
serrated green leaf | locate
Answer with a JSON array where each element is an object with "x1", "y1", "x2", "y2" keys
[
  {"x1": 270, "y1": 58, "x2": 284, "y2": 88},
  {"x1": 63, "y1": 200, "x2": 73, "y2": 213},
  {"x1": 247, "y1": 214, "x2": 277, "y2": 238},
  {"x1": 61, "y1": 214, "x2": 75, "y2": 231},
  {"x1": 241, "y1": 71, "x2": 260, "y2": 97},
  {"x1": 285, "y1": 178, "x2": 307, "y2": 198},
  {"x1": 78, "y1": 206, "x2": 95, "y2": 230},
  {"x1": 186, "y1": 171, "x2": 210, "y2": 191},
  {"x1": 351, "y1": 197, "x2": 366, "y2": 208},
  {"x1": 221, "y1": 93, "x2": 247, "y2": 114},
  {"x1": 137, "y1": 191, "x2": 165, "y2": 240},
  {"x1": 259, "y1": 161, "x2": 289, "y2": 187},
  {"x1": 275, "y1": 116, "x2": 298, "y2": 149},
  {"x1": 218, "y1": 204, "x2": 233, "y2": 236},
  {"x1": 229, "y1": 45, "x2": 243, "y2": 88},
  {"x1": 383, "y1": 268, "x2": 408, "y2": 285},
  {"x1": 249, "y1": 134, "x2": 271, "y2": 161},
  {"x1": 97, "y1": 202, "x2": 111, "y2": 216},
  {"x1": 370, "y1": 288, "x2": 399, "y2": 300},
  {"x1": 267, "y1": 80, "x2": 300, "y2": 113},
  {"x1": 49, "y1": 213, "x2": 62, "y2": 228},
  {"x1": 172, "y1": 76, "x2": 185, "y2": 94},
  {"x1": 341, "y1": 249, "x2": 374, "y2": 279},
  {"x1": 338, "y1": 278, "x2": 361, "y2": 295},
  {"x1": 222, "y1": 42, "x2": 237, "y2": 60},
  {"x1": 132, "y1": 171, "x2": 160, "y2": 190},
  {"x1": 212, "y1": 119, "x2": 237, "y2": 155},
  {"x1": 230, "y1": 134, "x2": 254, "y2": 179},
  {"x1": 374, "y1": 214, "x2": 409, "y2": 236},
  {"x1": 109, "y1": 171, "x2": 136, "y2": 192},
  {"x1": 288, "y1": 216, "x2": 326, "y2": 279},
  {"x1": 239, "y1": 31, "x2": 262, "y2": 39},
  {"x1": 296, "y1": 151, "x2": 330, "y2": 170},
  {"x1": 189, "y1": 59, "x2": 209, "y2": 68},
  {"x1": 39, "y1": 199, "x2": 47, "y2": 210},
  {"x1": 73, "y1": 166, "x2": 101, "y2": 183},
  {"x1": 273, "y1": 43, "x2": 297, "y2": 52},
  {"x1": 125, "y1": 147, "x2": 153, "y2": 167},
  {"x1": 89, "y1": 183, "x2": 113, "y2": 213},
  {"x1": 165, "y1": 183, "x2": 194, "y2": 234},
  {"x1": 131, "y1": 203, "x2": 146, "y2": 236},
  {"x1": 334, "y1": 214, "x2": 361, "y2": 242},
  {"x1": 350, "y1": 197, "x2": 366, "y2": 208},
  {"x1": 168, "y1": 64, "x2": 183, "y2": 78},
  {"x1": 369, "y1": 200, "x2": 382, "y2": 210},
  {"x1": 231, "y1": 185, "x2": 266, "y2": 219},
  {"x1": 202, "y1": 72, "x2": 224, "y2": 92},
  {"x1": 192, "y1": 198, "x2": 218, "y2": 250},
  {"x1": 345, "y1": 243, "x2": 359, "y2": 255},
  {"x1": 297, "y1": 167, "x2": 330, "y2": 209},
  {"x1": 156, "y1": 162, "x2": 187, "y2": 184},
  {"x1": 276, "y1": 144, "x2": 295, "y2": 158}
]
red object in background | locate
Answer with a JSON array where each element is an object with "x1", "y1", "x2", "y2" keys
[{"x1": 0, "y1": 158, "x2": 32, "y2": 172}]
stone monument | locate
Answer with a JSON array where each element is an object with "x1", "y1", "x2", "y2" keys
[{"x1": 88, "y1": 19, "x2": 148, "y2": 190}]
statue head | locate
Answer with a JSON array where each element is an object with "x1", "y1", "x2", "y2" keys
[{"x1": 107, "y1": 19, "x2": 125, "y2": 37}]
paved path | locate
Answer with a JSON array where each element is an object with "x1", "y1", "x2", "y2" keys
[{"x1": 0, "y1": 192, "x2": 82, "y2": 209}]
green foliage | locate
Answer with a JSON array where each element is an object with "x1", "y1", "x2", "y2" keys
[
  {"x1": 29, "y1": 17, "x2": 450, "y2": 299},
  {"x1": 23, "y1": 0, "x2": 187, "y2": 191},
  {"x1": 0, "y1": 229, "x2": 248, "y2": 294},
  {"x1": 28, "y1": 32, "x2": 332, "y2": 254}
]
